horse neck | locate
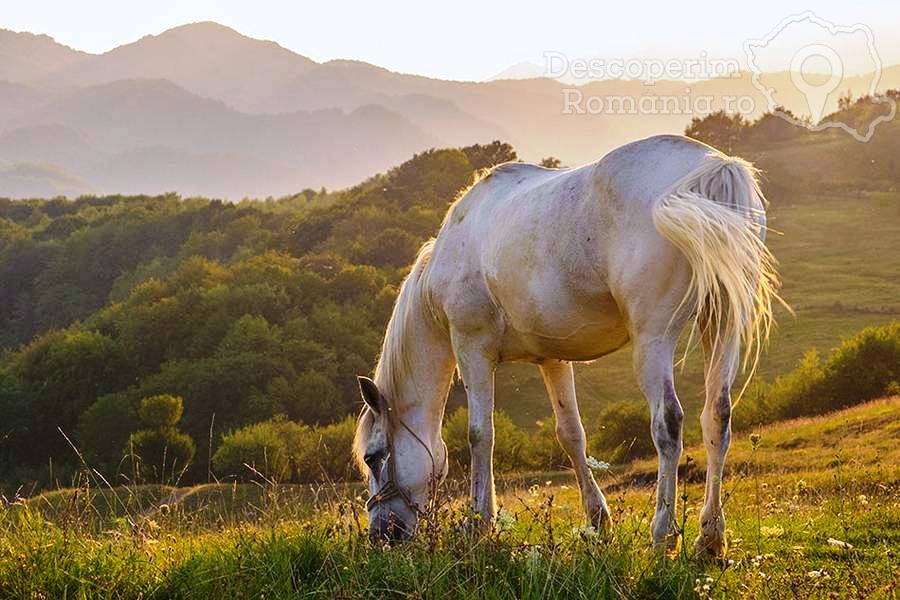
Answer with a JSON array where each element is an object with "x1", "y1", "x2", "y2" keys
[{"x1": 374, "y1": 295, "x2": 455, "y2": 444}]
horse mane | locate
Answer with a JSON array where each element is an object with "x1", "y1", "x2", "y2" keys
[{"x1": 353, "y1": 239, "x2": 437, "y2": 473}]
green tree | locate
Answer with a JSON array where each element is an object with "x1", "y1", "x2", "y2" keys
[
  {"x1": 685, "y1": 110, "x2": 746, "y2": 152},
  {"x1": 744, "y1": 108, "x2": 802, "y2": 143},
  {"x1": 76, "y1": 393, "x2": 139, "y2": 475},
  {"x1": 15, "y1": 328, "x2": 130, "y2": 461},
  {"x1": 540, "y1": 157, "x2": 563, "y2": 168},
  {"x1": 125, "y1": 395, "x2": 195, "y2": 484},
  {"x1": 461, "y1": 141, "x2": 518, "y2": 171}
]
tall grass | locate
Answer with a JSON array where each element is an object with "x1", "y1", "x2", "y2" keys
[
  {"x1": 0, "y1": 480, "x2": 709, "y2": 599},
  {"x1": 1, "y1": 397, "x2": 898, "y2": 598}
]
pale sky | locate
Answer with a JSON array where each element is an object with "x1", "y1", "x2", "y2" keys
[{"x1": 5, "y1": 0, "x2": 899, "y2": 81}]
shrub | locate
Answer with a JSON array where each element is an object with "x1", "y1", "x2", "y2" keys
[
  {"x1": 735, "y1": 350, "x2": 824, "y2": 427},
  {"x1": 443, "y1": 407, "x2": 527, "y2": 474},
  {"x1": 294, "y1": 417, "x2": 357, "y2": 482},
  {"x1": 213, "y1": 416, "x2": 356, "y2": 483},
  {"x1": 821, "y1": 321, "x2": 900, "y2": 409},
  {"x1": 76, "y1": 393, "x2": 139, "y2": 474},
  {"x1": 213, "y1": 418, "x2": 309, "y2": 482},
  {"x1": 736, "y1": 321, "x2": 899, "y2": 428},
  {"x1": 520, "y1": 418, "x2": 569, "y2": 472},
  {"x1": 126, "y1": 429, "x2": 196, "y2": 483},
  {"x1": 588, "y1": 401, "x2": 654, "y2": 463}
]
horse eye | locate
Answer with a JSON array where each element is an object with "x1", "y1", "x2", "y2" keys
[{"x1": 364, "y1": 449, "x2": 386, "y2": 469}]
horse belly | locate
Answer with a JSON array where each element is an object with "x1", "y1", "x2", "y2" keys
[{"x1": 498, "y1": 292, "x2": 630, "y2": 363}]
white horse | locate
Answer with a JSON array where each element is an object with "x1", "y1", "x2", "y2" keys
[{"x1": 353, "y1": 134, "x2": 781, "y2": 556}]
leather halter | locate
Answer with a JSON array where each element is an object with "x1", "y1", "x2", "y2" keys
[{"x1": 365, "y1": 406, "x2": 445, "y2": 518}]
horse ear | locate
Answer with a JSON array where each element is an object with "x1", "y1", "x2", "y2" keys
[{"x1": 357, "y1": 376, "x2": 383, "y2": 415}]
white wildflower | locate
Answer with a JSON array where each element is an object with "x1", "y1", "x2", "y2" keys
[
  {"x1": 586, "y1": 456, "x2": 610, "y2": 471},
  {"x1": 827, "y1": 537, "x2": 853, "y2": 550},
  {"x1": 525, "y1": 546, "x2": 541, "y2": 572},
  {"x1": 693, "y1": 575, "x2": 715, "y2": 598},
  {"x1": 495, "y1": 508, "x2": 515, "y2": 532},
  {"x1": 572, "y1": 525, "x2": 598, "y2": 538}
]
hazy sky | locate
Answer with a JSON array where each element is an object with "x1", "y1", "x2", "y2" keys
[{"x1": 5, "y1": 0, "x2": 899, "y2": 80}]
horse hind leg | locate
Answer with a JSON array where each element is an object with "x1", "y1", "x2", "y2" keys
[
  {"x1": 693, "y1": 329, "x2": 738, "y2": 558},
  {"x1": 540, "y1": 360, "x2": 611, "y2": 531},
  {"x1": 632, "y1": 334, "x2": 684, "y2": 549}
]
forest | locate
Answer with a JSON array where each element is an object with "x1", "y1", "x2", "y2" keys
[{"x1": 0, "y1": 141, "x2": 520, "y2": 489}]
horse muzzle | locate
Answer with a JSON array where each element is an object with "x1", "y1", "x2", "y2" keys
[{"x1": 369, "y1": 513, "x2": 413, "y2": 544}]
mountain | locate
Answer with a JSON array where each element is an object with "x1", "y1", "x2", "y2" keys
[
  {"x1": 0, "y1": 162, "x2": 92, "y2": 198},
  {"x1": 45, "y1": 22, "x2": 317, "y2": 111},
  {"x1": 0, "y1": 29, "x2": 88, "y2": 83},
  {"x1": 0, "y1": 124, "x2": 99, "y2": 172},
  {"x1": 2, "y1": 21, "x2": 899, "y2": 199},
  {"x1": 0, "y1": 81, "x2": 55, "y2": 127},
  {"x1": 7, "y1": 79, "x2": 440, "y2": 197},
  {"x1": 487, "y1": 61, "x2": 547, "y2": 81}
]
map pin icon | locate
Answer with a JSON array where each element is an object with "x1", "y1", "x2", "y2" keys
[{"x1": 790, "y1": 44, "x2": 844, "y2": 124}]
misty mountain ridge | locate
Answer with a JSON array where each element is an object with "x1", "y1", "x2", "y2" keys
[
  {"x1": 1, "y1": 22, "x2": 898, "y2": 199},
  {"x1": 0, "y1": 28, "x2": 89, "y2": 83}
]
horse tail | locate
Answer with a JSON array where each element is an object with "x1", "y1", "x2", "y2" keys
[{"x1": 651, "y1": 152, "x2": 785, "y2": 399}]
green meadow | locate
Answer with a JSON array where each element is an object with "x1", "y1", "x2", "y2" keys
[{"x1": 3, "y1": 397, "x2": 898, "y2": 598}]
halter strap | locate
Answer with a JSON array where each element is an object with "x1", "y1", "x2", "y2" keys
[{"x1": 366, "y1": 406, "x2": 446, "y2": 518}]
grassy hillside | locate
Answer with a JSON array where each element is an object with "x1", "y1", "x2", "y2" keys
[{"x1": 4, "y1": 397, "x2": 898, "y2": 598}]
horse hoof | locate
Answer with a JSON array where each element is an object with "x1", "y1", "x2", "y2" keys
[
  {"x1": 461, "y1": 514, "x2": 492, "y2": 538},
  {"x1": 652, "y1": 531, "x2": 683, "y2": 558},
  {"x1": 692, "y1": 534, "x2": 728, "y2": 561},
  {"x1": 589, "y1": 508, "x2": 613, "y2": 533}
]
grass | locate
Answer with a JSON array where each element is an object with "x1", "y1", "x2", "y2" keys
[{"x1": 3, "y1": 398, "x2": 898, "y2": 598}]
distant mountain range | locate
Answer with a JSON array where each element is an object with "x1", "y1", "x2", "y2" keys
[{"x1": 2, "y1": 21, "x2": 898, "y2": 199}]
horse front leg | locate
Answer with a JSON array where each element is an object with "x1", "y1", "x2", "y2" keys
[
  {"x1": 633, "y1": 336, "x2": 683, "y2": 549},
  {"x1": 540, "y1": 359, "x2": 610, "y2": 531},
  {"x1": 452, "y1": 332, "x2": 498, "y2": 528}
]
